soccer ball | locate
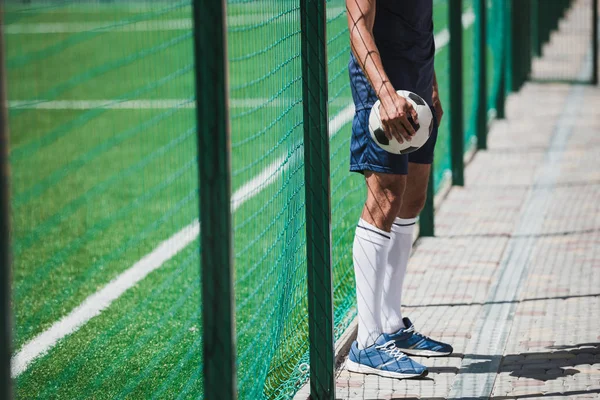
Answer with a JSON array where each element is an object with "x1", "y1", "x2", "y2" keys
[{"x1": 368, "y1": 90, "x2": 434, "y2": 155}]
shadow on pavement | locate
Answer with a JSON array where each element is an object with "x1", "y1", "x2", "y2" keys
[
  {"x1": 403, "y1": 292, "x2": 600, "y2": 309},
  {"x1": 340, "y1": 344, "x2": 599, "y2": 399},
  {"x1": 428, "y1": 342, "x2": 599, "y2": 380},
  {"x1": 359, "y1": 389, "x2": 600, "y2": 400}
]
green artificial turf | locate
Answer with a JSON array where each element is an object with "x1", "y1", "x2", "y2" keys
[{"x1": 6, "y1": 0, "x2": 490, "y2": 398}]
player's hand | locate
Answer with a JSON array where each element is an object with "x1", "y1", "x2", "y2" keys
[
  {"x1": 379, "y1": 93, "x2": 419, "y2": 144},
  {"x1": 432, "y1": 88, "x2": 443, "y2": 126}
]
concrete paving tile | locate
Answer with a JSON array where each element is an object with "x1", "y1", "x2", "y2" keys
[{"x1": 323, "y1": 4, "x2": 600, "y2": 398}]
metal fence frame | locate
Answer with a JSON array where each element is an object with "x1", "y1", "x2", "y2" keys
[
  {"x1": 192, "y1": 0, "x2": 237, "y2": 399},
  {"x1": 0, "y1": 7, "x2": 13, "y2": 400},
  {"x1": 1, "y1": 0, "x2": 596, "y2": 399},
  {"x1": 531, "y1": 0, "x2": 598, "y2": 84},
  {"x1": 299, "y1": 0, "x2": 335, "y2": 399}
]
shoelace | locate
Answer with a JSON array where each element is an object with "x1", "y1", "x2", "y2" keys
[
  {"x1": 406, "y1": 325, "x2": 432, "y2": 341},
  {"x1": 375, "y1": 340, "x2": 407, "y2": 361}
]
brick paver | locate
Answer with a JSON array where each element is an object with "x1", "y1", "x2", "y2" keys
[{"x1": 330, "y1": 0, "x2": 600, "y2": 398}]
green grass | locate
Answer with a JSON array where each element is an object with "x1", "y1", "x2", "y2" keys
[{"x1": 6, "y1": 0, "x2": 497, "y2": 398}]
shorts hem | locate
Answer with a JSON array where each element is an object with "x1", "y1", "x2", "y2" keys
[
  {"x1": 349, "y1": 163, "x2": 408, "y2": 175},
  {"x1": 407, "y1": 157, "x2": 434, "y2": 165}
]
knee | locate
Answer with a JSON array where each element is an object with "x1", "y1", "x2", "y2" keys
[
  {"x1": 365, "y1": 185, "x2": 404, "y2": 226},
  {"x1": 363, "y1": 172, "x2": 406, "y2": 229},
  {"x1": 376, "y1": 189, "x2": 404, "y2": 217},
  {"x1": 401, "y1": 194, "x2": 427, "y2": 218}
]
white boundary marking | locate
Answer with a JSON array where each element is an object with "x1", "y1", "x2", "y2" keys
[
  {"x1": 11, "y1": 9, "x2": 472, "y2": 376},
  {"x1": 10, "y1": 103, "x2": 355, "y2": 378},
  {"x1": 434, "y1": 8, "x2": 475, "y2": 53},
  {"x1": 9, "y1": 97, "x2": 354, "y2": 110},
  {"x1": 10, "y1": 99, "x2": 196, "y2": 110},
  {"x1": 11, "y1": 223, "x2": 200, "y2": 378},
  {"x1": 5, "y1": 19, "x2": 193, "y2": 34},
  {"x1": 5, "y1": 7, "x2": 346, "y2": 34}
]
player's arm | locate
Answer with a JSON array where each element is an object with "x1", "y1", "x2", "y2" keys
[
  {"x1": 432, "y1": 71, "x2": 443, "y2": 125},
  {"x1": 346, "y1": 0, "x2": 418, "y2": 143}
]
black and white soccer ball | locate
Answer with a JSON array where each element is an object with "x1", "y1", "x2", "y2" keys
[{"x1": 368, "y1": 90, "x2": 434, "y2": 155}]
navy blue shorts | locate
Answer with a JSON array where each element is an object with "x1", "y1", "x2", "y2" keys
[
  {"x1": 348, "y1": 53, "x2": 438, "y2": 175},
  {"x1": 349, "y1": 107, "x2": 439, "y2": 175}
]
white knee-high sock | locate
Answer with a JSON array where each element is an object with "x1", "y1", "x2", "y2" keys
[
  {"x1": 353, "y1": 218, "x2": 391, "y2": 349},
  {"x1": 381, "y1": 217, "x2": 416, "y2": 333}
]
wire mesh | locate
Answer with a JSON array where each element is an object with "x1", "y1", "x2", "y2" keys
[
  {"x1": 6, "y1": 0, "x2": 588, "y2": 399},
  {"x1": 7, "y1": 0, "x2": 202, "y2": 398},
  {"x1": 432, "y1": 0, "x2": 453, "y2": 190},
  {"x1": 487, "y1": 0, "x2": 505, "y2": 114},
  {"x1": 463, "y1": 0, "x2": 477, "y2": 151},
  {"x1": 226, "y1": 1, "x2": 307, "y2": 399},
  {"x1": 531, "y1": 0, "x2": 597, "y2": 83}
]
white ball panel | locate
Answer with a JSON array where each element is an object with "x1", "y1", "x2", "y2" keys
[{"x1": 368, "y1": 90, "x2": 433, "y2": 155}]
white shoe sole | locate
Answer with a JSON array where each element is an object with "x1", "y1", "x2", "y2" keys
[
  {"x1": 398, "y1": 348, "x2": 452, "y2": 357},
  {"x1": 346, "y1": 359, "x2": 427, "y2": 379}
]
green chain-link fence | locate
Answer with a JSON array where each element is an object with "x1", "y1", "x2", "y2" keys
[{"x1": 3, "y1": 0, "x2": 596, "y2": 399}]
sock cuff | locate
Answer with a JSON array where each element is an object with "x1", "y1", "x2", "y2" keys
[
  {"x1": 356, "y1": 218, "x2": 391, "y2": 243},
  {"x1": 392, "y1": 217, "x2": 417, "y2": 234}
]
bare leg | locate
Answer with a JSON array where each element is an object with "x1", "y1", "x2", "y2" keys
[
  {"x1": 398, "y1": 162, "x2": 430, "y2": 219},
  {"x1": 361, "y1": 170, "x2": 406, "y2": 231}
]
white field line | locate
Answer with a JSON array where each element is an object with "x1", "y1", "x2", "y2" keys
[
  {"x1": 10, "y1": 102, "x2": 356, "y2": 378},
  {"x1": 9, "y1": 97, "x2": 354, "y2": 110},
  {"x1": 4, "y1": 7, "x2": 345, "y2": 34},
  {"x1": 5, "y1": 19, "x2": 193, "y2": 34},
  {"x1": 9, "y1": 99, "x2": 196, "y2": 110},
  {"x1": 434, "y1": 8, "x2": 475, "y2": 53},
  {"x1": 8, "y1": 6, "x2": 474, "y2": 111},
  {"x1": 11, "y1": 10, "x2": 468, "y2": 376}
]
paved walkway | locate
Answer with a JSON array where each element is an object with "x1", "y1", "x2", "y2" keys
[{"x1": 333, "y1": 3, "x2": 600, "y2": 400}]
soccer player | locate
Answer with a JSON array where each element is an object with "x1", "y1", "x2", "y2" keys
[{"x1": 345, "y1": 0, "x2": 453, "y2": 379}]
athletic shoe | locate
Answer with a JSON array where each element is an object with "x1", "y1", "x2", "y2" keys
[
  {"x1": 346, "y1": 333, "x2": 428, "y2": 379},
  {"x1": 389, "y1": 317, "x2": 453, "y2": 357}
]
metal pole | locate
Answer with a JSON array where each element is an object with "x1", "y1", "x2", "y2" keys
[
  {"x1": 540, "y1": 0, "x2": 549, "y2": 47},
  {"x1": 475, "y1": 0, "x2": 488, "y2": 150},
  {"x1": 300, "y1": 0, "x2": 335, "y2": 398},
  {"x1": 449, "y1": 0, "x2": 464, "y2": 186},
  {"x1": 593, "y1": 0, "x2": 598, "y2": 85},
  {"x1": 192, "y1": 0, "x2": 237, "y2": 398},
  {"x1": 504, "y1": 0, "x2": 514, "y2": 95},
  {"x1": 496, "y1": 0, "x2": 507, "y2": 120},
  {"x1": 515, "y1": 0, "x2": 532, "y2": 90},
  {"x1": 0, "y1": 7, "x2": 13, "y2": 399},
  {"x1": 419, "y1": 168, "x2": 435, "y2": 237},
  {"x1": 532, "y1": 0, "x2": 541, "y2": 57}
]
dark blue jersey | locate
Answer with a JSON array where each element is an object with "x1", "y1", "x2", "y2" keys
[{"x1": 349, "y1": 0, "x2": 435, "y2": 111}]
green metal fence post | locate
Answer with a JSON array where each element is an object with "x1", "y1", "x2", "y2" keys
[
  {"x1": 541, "y1": 0, "x2": 552, "y2": 47},
  {"x1": 504, "y1": 0, "x2": 513, "y2": 95},
  {"x1": 593, "y1": 0, "x2": 598, "y2": 85},
  {"x1": 532, "y1": 0, "x2": 541, "y2": 57},
  {"x1": 299, "y1": 0, "x2": 334, "y2": 398},
  {"x1": 475, "y1": 0, "x2": 488, "y2": 150},
  {"x1": 449, "y1": 0, "x2": 464, "y2": 186},
  {"x1": 192, "y1": 0, "x2": 237, "y2": 399},
  {"x1": 419, "y1": 168, "x2": 435, "y2": 237},
  {"x1": 524, "y1": 1, "x2": 533, "y2": 86},
  {"x1": 512, "y1": 0, "x2": 531, "y2": 91},
  {"x1": 550, "y1": 0, "x2": 559, "y2": 33},
  {"x1": 0, "y1": 9, "x2": 13, "y2": 399},
  {"x1": 495, "y1": 1, "x2": 507, "y2": 120}
]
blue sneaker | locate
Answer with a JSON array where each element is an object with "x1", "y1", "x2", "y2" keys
[
  {"x1": 346, "y1": 334, "x2": 428, "y2": 379},
  {"x1": 389, "y1": 317, "x2": 453, "y2": 357}
]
